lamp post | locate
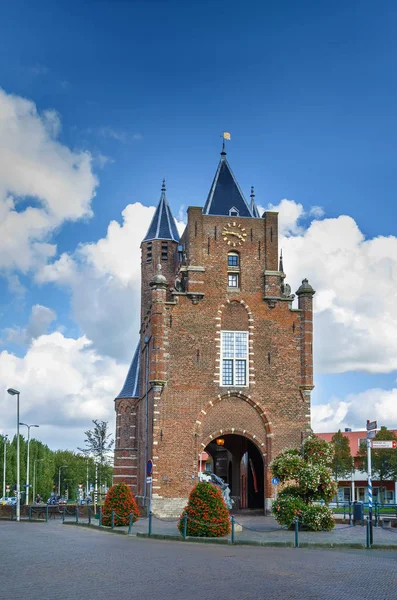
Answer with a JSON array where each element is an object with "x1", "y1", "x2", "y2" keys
[
  {"x1": 7, "y1": 388, "x2": 20, "y2": 522},
  {"x1": 58, "y1": 465, "x2": 68, "y2": 497},
  {"x1": 19, "y1": 423, "x2": 39, "y2": 505},
  {"x1": 2, "y1": 434, "x2": 8, "y2": 498},
  {"x1": 33, "y1": 458, "x2": 44, "y2": 501}
]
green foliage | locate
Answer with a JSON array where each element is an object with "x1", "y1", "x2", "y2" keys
[
  {"x1": 178, "y1": 482, "x2": 231, "y2": 538},
  {"x1": 331, "y1": 430, "x2": 353, "y2": 481},
  {"x1": 0, "y1": 434, "x2": 113, "y2": 502},
  {"x1": 102, "y1": 482, "x2": 140, "y2": 526},
  {"x1": 78, "y1": 420, "x2": 114, "y2": 498},
  {"x1": 271, "y1": 435, "x2": 336, "y2": 531}
]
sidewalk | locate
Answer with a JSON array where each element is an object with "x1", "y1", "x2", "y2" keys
[{"x1": 62, "y1": 512, "x2": 397, "y2": 548}]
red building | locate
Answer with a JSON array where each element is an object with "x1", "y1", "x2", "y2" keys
[
  {"x1": 317, "y1": 430, "x2": 397, "y2": 504},
  {"x1": 114, "y1": 146, "x2": 315, "y2": 516}
]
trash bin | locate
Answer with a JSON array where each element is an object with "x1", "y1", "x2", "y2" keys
[{"x1": 353, "y1": 501, "x2": 364, "y2": 525}]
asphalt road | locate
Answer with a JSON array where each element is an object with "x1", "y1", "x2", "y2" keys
[{"x1": 1, "y1": 521, "x2": 397, "y2": 600}]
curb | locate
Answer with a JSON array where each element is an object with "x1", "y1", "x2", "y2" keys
[{"x1": 57, "y1": 522, "x2": 397, "y2": 551}]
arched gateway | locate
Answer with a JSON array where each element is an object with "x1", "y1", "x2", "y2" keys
[{"x1": 113, "y1": 147, "x2": 315, "y2": 517}]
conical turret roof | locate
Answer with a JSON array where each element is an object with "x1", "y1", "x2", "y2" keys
[
  {"x1": 203, "y1": 150, "x2": 258, "y2": 218},
  {"x1": 143, "y1": 180, "x2": 180, "y2": 242}
]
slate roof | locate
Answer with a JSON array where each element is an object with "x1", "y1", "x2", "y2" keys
[
  {"x1": 203, "y1": 151, "x2": 258, "y2": 218},
  {"x1": 143, "y1": 181, "x2": 180, "y2": 242},
  {"x1": 116, "y1": 343, "x2": 140, "y2": 399}
]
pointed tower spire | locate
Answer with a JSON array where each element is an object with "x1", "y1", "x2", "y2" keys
[
  {"x1": 250, "y1": 186, "x2": 260, "y2": 218},
  {"x1": 203, "y1": 153, "x2": 259, "y2": 218},
  {"x1": 279, "y1": 249, "x2": 284, "y2": 273},
  {"x1": 143, "y1": 180, "x2": 180, "y2": 242}
]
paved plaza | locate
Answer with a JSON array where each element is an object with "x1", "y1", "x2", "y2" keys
[{"x1": 2, "y1": 519, "x2": 397, "y2": 600}]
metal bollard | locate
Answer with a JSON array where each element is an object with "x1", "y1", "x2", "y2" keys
[
  {"x1": 366, "y1": 517, "x2": 371, "y2": 549},
  {"x1": 99, "y1": 507, "x2": 102, "y2": 527},
  {"x1": 76, "y1": 507, "x2": 79, "y2": 524},
  {"x1": 62, "y1": 508, "x2": 65, "y2": 523},
  {"x1": 45, "y1": 505, "x2": 48, "y2": 523},
  {"x1": 148, "y1": 511, "x2": 152, "y2": 536},
  {"x1": 29, "y1": 506, "x2": 32, "y2": 521},
  {"x1": 231, "y1": 515, "x2": 235, "y2": 545},
  {"x1": 111, "y1": 510, "x2": 115, "y2": 529},
  {"x1": 128, "y1": 513, "x2": 133, "y2": 534},
  {"x1": 88, "y1": 506, "x2": 91, "y2": 525},
  {"x1": 183, "y1": 514, "x2": 188, "y2": 539},
  {"x1": 294, "y1": 518, "x2": 299, "y2": 548}
]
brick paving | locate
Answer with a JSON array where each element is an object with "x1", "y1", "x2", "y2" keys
[{"x1": 1, "y1": 519, "x2": 397, "y2": 600}]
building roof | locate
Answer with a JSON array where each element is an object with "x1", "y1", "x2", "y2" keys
[
  {"x1": 316, "y1": 430, "x2": 397, "y2": 457},
  {"x1": 203, "y1": 150, "x2": 258, "y2": 218},
  {"x1": 143, "y1": 180, "x2": 180, "y2": 243},
  {"x1": 116, "y1": 343, "x2": 140, "y2": 399}
]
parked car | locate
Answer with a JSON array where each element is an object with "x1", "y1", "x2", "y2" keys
[
  {"x1": 58, "y1": 497, "x2": 67, "y2": 505},
  {"x1": 0, "y1": 496, "x2": 9, "y2": 505}
]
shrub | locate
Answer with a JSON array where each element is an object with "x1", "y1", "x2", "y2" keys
[
  {"x1": 271, "y1": 435, "x2": 336, "y2": 531},
  {"x1": 178, "y1": 482, "x2": 231, "y2": 538},
  {"x1": 102, "y1": 482, "x2": 140, "y2": 527}
]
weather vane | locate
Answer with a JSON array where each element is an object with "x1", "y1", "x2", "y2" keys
[{"x1": 220, "y1": 131, "x2": 231, "y2": 152}]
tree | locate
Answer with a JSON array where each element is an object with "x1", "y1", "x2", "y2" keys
[
  {"x1": 357, "y1": 427, "x2": 397, "y2": 503},
  {"x1": 178, "y1": 482, "x2": 231, "y2": 538},
  {"x1": 271, "y1": 436, "x2": 337, "y2": 531},
  {"x1": 79, "y1": 420, "x2": 114, "y2": 497},
  {"x1": 330, "y1": 430, "x2": 353, "y2": 504}
]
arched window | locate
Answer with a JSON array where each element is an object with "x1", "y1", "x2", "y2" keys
[{"x1": 228, "y1": 252, "x2": 239, "y2": 267}]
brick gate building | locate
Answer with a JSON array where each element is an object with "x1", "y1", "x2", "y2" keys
[{"x1": 114, "y1": 147, "x2": 315, "y2": 516}]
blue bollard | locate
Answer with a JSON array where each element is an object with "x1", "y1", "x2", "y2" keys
[
  {"x1": 76, "y1": 507, "x2": 79, "y2": 524},
  {"x1": 148, "y1": 511, "x2": 152, "y2": 536},
  {"x1": 231, "y1": 515, "x2": 235, "y2": 544},
  {"x1": 111, "y1": 510, "x2": 115, "y2": 529},
  {"x1": 128, "y1": 513, "x2": 133, "y2": 534},
  {"x1": 45, "y1": 505, "x2": 48, "y2": 523},
  {"x1": 183, "y1": 514, "x2": 188, "y2": 539},
  {"x1": 99, "y1": 507, "x2": 102, "y2": 527},
  {"x1": 294, "y1": 518, "x2": 299, "y2": 548},
  {"x1": 29, "y1": 506, "x2": 32, "y2": 521},
  {"x1": 88, "y1": 506, "x2": 91, "y2": 525},
  {"x1": 62, "y1": 509, "x2": 65, "y2": 523},
  {"x1": 366, "y1": 517, "x2": 371, "y2": 548}
]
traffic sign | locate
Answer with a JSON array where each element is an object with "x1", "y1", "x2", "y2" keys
[
  {"x1": 147, "y1": 460, "x2": 153, "y2": 476},
  {"x1": 372, "y1": 441, "x2": 397, "y2": 449},
  {"x1": 366, "y1": 420, "x2": 377, "y2": 431},
  {"x1": 271, "y1": 477, "x2": 280, "y2": 486},
  {"x1": 146, "y1": 476, "x2": 152, "y2": 484},
  {"x1": 367, "y1": 430, "x2": 377, "y2": 439}
]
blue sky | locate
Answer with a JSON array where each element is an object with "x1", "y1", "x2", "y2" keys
[{"x1": 1, "y1": 0, "x2": 397, "y2": 449}]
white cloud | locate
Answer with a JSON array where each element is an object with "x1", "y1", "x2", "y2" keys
[
  {"x1": 312, "y1": 387, "x2": 397, "y2": 432},
  {"x1": 266, "y1": 204, "x2": 397, "y2": 375},
  {"x1": 0, "y1": 87, "x2": 97, "y2": 273},
  {"x1": 0, "y1": 332, "x2": 126, "y2": 449}
]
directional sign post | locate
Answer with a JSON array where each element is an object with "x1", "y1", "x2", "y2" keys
[
  {"x1": 372, "y1": 440, "x2": 397, "y2": 449},
  {"x1": 271, "y1": 477, "x2": 279, "y2": 500},
  {"x1": 366, "y1": 421, "x2": 377, "y2": 432},
  {"x1": 366, "y1": 419, "x2": 377, "y2": 546}
]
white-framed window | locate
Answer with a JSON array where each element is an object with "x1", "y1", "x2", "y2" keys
[
  {"x1": 228, "y1": 273, "x2": 239, "y2": 288},
  {"x1": 221, "y1": 331, "x2": 248, "y2": 387},
  {"x1": 228, "y1": 252, "x2": 239, "y2": 267}
]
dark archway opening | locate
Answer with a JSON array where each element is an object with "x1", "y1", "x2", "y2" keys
[{"x1": 205, "y1": 434, "x2": 265, "y2": 511}]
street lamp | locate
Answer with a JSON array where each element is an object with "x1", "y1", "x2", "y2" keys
[
  {"x1": 7, "y1": 388, "x2": 20, "y2": 522},
  {"x1": 58, "y1": 465, "x2": 68, "y2": 496},
  {"x1": 19, "y1": 423, "x2": 39, "y2": 505},
  {"x1": 2, "y1": 434, "x2": 8, "y2": 498},
  {"x1": 33, "y1": 458, "x2": 44, "y2": 501}
]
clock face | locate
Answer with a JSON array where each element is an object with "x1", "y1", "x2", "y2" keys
[{"x1": 222, "y1": 222, "x2": 247, "y2": 246}]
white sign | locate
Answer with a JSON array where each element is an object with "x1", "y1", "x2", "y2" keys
[
  {"x1": 372, "y1": 440, "x2": 397, "y2": 449},
  {"x1": 367, "y1": 430, "x2": 377, "y2": 439},
  {"x1": 366, "y1": 420, "x2": 377, "y2": 431},
  {"x1": 146, "y1": 476, "x2": 152, "y2": 484}
]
